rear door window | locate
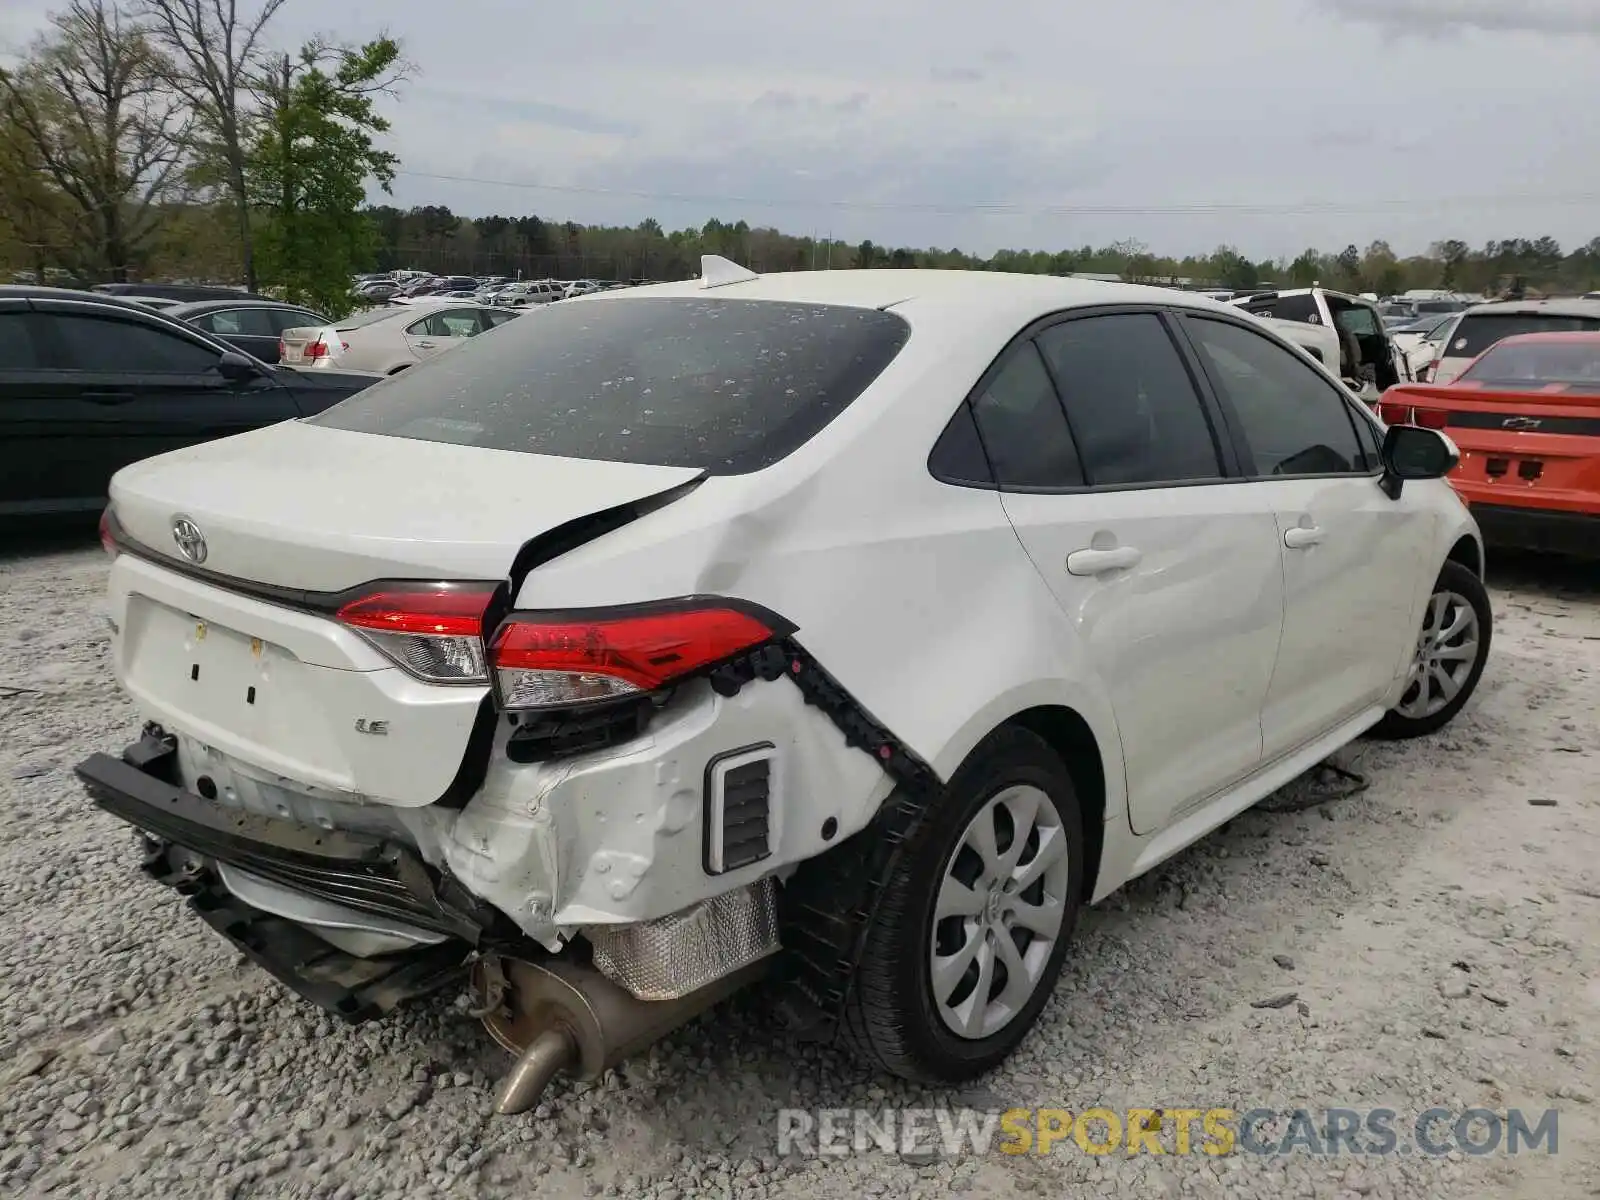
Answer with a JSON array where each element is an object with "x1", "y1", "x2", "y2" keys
[
  {"x1": 1447, "y1": 313, "x2": 1600, "y2": 358},
  {"x1": 200, "y1": 308, "x2": 278, "y2": 337},
  {"x1": 1036, "y1": 313, "x2": 1223, "y2": 486},
  {"x1": 966, "y1": 343, "x2": 1083, "y2": 488},
  {"x1": 309, "y1": 297, "x2": 912, "y2": 475}
]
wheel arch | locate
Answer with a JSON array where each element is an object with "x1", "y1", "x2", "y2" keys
[
  {"x1": 1002, "y1": 705, "x2": 1109, "y2": 904},
  {"x1": 1446, "y1": 531, "x2": 1483, "y2": 579}
]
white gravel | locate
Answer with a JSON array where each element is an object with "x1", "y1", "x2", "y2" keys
[{"x1": 2, "y1": 535, "x2": 1597, "y2": 1199}]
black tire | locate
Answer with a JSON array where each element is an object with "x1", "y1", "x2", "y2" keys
[
  {"x1": 1369, "y1": 559, "x2": 1492, "y2": 740},
  {"x1": 840, "y1": 726, "x2": 1084, "y2": 1083}
]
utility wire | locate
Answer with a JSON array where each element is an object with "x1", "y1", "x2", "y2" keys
[{"x1": 392, "y1": 169, "x2": 1600, "y2": 218}]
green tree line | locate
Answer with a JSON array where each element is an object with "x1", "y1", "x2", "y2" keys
[{"x1": 358, "y1": 217, "x2": 1600, "y2": 296}]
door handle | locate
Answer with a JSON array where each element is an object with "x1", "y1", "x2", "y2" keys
[
  {"x1": 415, "y1": 340, "x2": 435, "y2": 349},
  {"x1": 1284, "y1": 525, "x2": 1324, "y2": 549},
  {"x1": 1065, "y1": 546, "x2": 1142, "y2": 576},
  {"x1": 81, "y1": 390, "x2": 134, "y2": 405}
]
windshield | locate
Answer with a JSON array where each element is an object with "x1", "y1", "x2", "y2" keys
[
  {"x1": 1459, "y1": 339, "x2": 1600, "y2": 388},
  {"x1": 307, "y1": 297, "x2": 912, "y2": 475},
  {"x1": 1445, "y1": 312, "x2": 1600, "y2": 358}
]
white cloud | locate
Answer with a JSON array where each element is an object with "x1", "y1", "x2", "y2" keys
[
  {"x1": 7, "y1": 0, "x2": 1600, "y2": 256},
  {"x1": 1327, "y1": 0, "x2": 1600, "y2": 36}
]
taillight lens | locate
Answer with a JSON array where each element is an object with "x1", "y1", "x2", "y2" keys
[
  {"x1": 337, "y1": 584, "x2": 497, "y2": 684},
  {"x1": 1411, "y1": 407, "x2": 1449, "y2": 430},
  {"x1": 305, "y1": 339, "x2": 328, "y2": 358},
  {"x1": 489, "y1": 605, "x2": 779, "y2": 710},
  {"x1": 277, "y1": 338, "x2": 287, "y2": 360},
  {"x1": 98, "y1": 507, "x2": 118, "y2": 558},
  {"x1": 1378, "y1": 401, "x2": 1411, "y2": 425}
]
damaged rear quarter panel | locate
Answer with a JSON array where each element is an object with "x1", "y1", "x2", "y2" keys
[{"x1": 504, "y1": 334, "x2": 1128, "y2": 841}]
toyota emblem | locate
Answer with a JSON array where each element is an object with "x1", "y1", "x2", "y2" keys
[{"x1": 171, "y1": 515, "x2": 207, "y2": 564}]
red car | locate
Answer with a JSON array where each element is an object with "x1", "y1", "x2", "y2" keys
[{"x1": 1376, "y1": 331, "x2": 1600, "y2": 558}]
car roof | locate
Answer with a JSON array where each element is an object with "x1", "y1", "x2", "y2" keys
[
  {"x1": 164, "y1": 298, "x2": 318, "y2": 318},
  {"x1": 0, "y1": 283, "x2": 161, "y2": 312},
  {"x1": 1461, "y1": 298, "x2": 1600, "y2": 318},
  {"x1": 602, "y1": 268, "x2": 1243, "y2": 333},
  {"x1": 1487, "y1": 330, "x2": 1600, "y2": 348}
]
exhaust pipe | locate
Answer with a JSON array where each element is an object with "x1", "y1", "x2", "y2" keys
[{"x1": 472, "y1": 953, "x2": 772, "y2": 1115}]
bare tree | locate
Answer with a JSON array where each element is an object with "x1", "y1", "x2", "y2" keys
[
  {"x1": 138, "y1": 0, "x2": 285, "y2": 291},
  {"x1": 0, "y1": 0, "x2": 189, "y2": 282}
]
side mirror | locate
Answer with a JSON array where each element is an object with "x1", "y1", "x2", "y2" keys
[
  {"x1": 1379, "y1": 424, "x2": 1459, "y2": 499},
  {"x1": 216, "y1": 350, "x2": 262, "y2": 382}
]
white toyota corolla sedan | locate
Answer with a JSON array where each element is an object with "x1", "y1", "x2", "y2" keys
[{"x1": 78, "y1": 259, "x2": 1491, "y2": 1114}]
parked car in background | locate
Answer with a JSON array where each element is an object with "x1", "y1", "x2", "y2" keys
[
  {"x1": 1232, "y1": 286, "x2": 1411, "y2": 404},
  {"x1": 279, "y1": 300, "x2": 520, "y2": 374},
  {"x1": 166, "y1": 299, "x2": 331, "y2": 364},
  {"x1": 1426, "y1": 298, "x2": 1600, "y2": 385},
  {"x1": 0, "y1": 286, "x2": 380, "y2": 521},
  {"x1": 1378, "y1": 331, "x2": 1600, "y2": 558},
  {"x1": 353, "y1": 278, "x2": 400, "y2": 302},
  {"x1": 1388, "y1": 313, "x2": 1458, "y2": 381},
  {"x1": 491, "y1": 280, "x2": 564, "y2": 307},
  {"x1": 77, "y1": 263, "x2": 1488, "y2": 1114}
]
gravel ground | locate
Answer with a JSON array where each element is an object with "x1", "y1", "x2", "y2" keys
[{"x1": 2, "y1": 534, "x2": 1597, "y2": 1200}]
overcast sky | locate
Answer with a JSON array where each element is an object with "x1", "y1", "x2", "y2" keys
[{"x1": 5, "y1": 0, "x2": 1600, "y2": 259}]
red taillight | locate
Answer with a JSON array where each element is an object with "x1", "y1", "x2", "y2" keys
[
  {"x1": 277, "y1": 338, "x2": 287, "y2": 360},
  {"x1": 489, "y1": 604, "x2": 779, "y2": 710},
  {"x1": 304, "y1": 340, "x2": 328, "y2": 358},
  {"x1": 1378, "y1": 401, "x2": 1411, "y2": 425},
  {"x1": 98, "y1": 507, "x2": 118, "y2": 559},
  {"x1": 1411, "y1": 407, "x2": 1449, "y2": 430},
  {"x1": 336, "y1": 584, "x2": 497, "y2": 684}
]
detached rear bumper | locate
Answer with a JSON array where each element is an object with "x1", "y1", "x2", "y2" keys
[
  {"x1": 1466, "y1": 502, "x2": 1599, "y2": 558},
  {"x1": 74, "y1": 731, "x2": 493, "y2": 1020}
]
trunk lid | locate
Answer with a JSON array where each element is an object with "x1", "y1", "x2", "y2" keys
[
  {"x1": 104, "y1": 420, "x2": 703, "y2": 808},
  {"x1": 277, "y1": 326, "x2": 332, "y2": 366},
  {"x1": 1384, "y1": 383, "x2": 1600, "y2": 511},
  {"x1": 109, "y1": 419, "x2": 704, "y2": 592}
]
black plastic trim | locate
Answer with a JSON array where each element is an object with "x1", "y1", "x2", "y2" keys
[
  {"x1": 1468, "y1": 502, "x2": 1598, "y2": 558},
  {"x1": 188, "y1": 884, "x2": 471, "y2": 1023},
  {"x1": 1448, "y1": 411, "x2": 1600, "y2": 437},
  {"x1": 75, "y1": 743, "x2": 501, "y2": 943}
]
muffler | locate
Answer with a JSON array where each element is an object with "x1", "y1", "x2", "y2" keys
[{"x1": 471, "y1": 953, "x2": 772, "y2": 1115}]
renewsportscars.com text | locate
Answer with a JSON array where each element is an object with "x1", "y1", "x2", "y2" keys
[{"x1": 777, "y1": 1107, "x2": 1560, "y2": 1158}]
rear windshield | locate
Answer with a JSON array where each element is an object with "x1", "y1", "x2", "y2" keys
[
  {"x1": 307, "y1": 297, "x2": 912, "y2": 474},
  {"x1": 1445, "y1": 313, "x2": 1600, "y2": 359},
  {"x1": 1459, "y1": 340, "x2": 1600, "y2": 388}
]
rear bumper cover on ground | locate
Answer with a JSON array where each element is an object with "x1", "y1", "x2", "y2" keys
[{"x1": 1467, "y1": 502, "x2": 1598, "y2": 558}]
